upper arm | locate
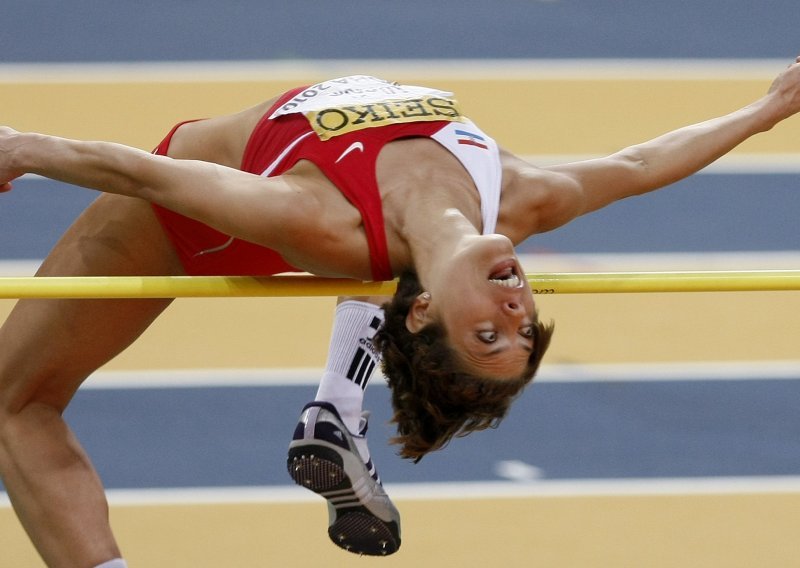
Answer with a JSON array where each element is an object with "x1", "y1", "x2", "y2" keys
[
  {"x1": 138, "y1": 155, "x2": 310, "y2": 251},
  {"x1": 535, "y1": 150, "x2": 648, "y2": 228},
  {"x1": 507, "y1": 149, "x2": 650, "y2": 239}
]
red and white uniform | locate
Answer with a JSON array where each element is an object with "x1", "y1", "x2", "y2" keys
[{"x1": 152, "y1": 76, "x2": 501, "y2": 281}]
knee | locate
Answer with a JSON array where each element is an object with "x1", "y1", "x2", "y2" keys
[{"x1": 0, "y1": 387, "x2": 71, "y2": 467}]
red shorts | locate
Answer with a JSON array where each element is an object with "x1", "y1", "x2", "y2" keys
[{"x1": 150, "y1": 89, "x2": 304, "y2": 276}]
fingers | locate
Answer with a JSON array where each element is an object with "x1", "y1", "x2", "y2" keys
[{"x1": 0, "y1": 127, "x2": 22, "y2": 191}]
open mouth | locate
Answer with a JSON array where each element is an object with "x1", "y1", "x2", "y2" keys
[{"x1": 488, "y1": 260, "x2": 523, "y2": 288}]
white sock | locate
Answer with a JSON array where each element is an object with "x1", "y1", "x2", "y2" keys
[
  {"x1": 94, "y1": 560, "x2": 127, "y2": 568},
  {"x1": 315, "y1": 300, "x2": 384, "y2": 460}
]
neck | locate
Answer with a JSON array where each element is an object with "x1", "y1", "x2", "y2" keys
[
  {"x1": 402, "y1": 206, "x2": 480, "y2": 289},
  {"x1": 376, "y1": 137, "x2": 484, "y2": 277}
]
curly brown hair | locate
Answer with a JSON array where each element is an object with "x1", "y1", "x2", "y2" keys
[{"x1": 374, "y1": 272, "x2": 554, "y2": 462}]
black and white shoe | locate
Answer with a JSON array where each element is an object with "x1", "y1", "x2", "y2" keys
[{"x1": 287, "y1": 401, "x2": 401, "y2": 556}]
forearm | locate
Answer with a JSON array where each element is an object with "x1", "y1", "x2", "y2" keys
[
  {"x1": 9, "y1": 132, "x2": 173, "y2": 200},
  {"x1": 603, "y1": 56, "x2": 800, "y2": 196},
  {"x1": 547, "y1": 81, "x2": 797, "y2": 219},
  {"x1": 2, "y1": 128, "x2": 308, "y2": 255},
  {"x1": 5, "y1": 131, "x2": 242, "y2": 222},
  {"x1": 616, "y1": 95, "x2": 779, "y2": 191}
]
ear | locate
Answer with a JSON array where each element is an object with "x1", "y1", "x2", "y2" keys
[{"x1": 405, "y1": 292, "x2": 432, "y2": 333}]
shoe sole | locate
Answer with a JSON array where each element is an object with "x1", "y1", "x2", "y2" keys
[{"x1": 287, "y1": 442, "x2": 400, "y2": 556}]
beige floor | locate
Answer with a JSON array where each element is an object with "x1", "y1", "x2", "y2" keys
[{"x1": 2, "y1": 68, "x2": 800, "y2": 567}]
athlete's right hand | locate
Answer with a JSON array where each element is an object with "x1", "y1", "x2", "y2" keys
[
  {"x1": 765, "y1": 55, "x2": 800, "y2": 124},
  {"x1": 0, "y1": 126, "x2": 23, "y2": 193}
]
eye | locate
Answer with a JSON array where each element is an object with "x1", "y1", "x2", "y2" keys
[
  {"x1": 519, "y1": 325, "x2": 534, "y2": 338},
  {"x1": 477, "y1": 330, "x2": 497, "y2": 343}
]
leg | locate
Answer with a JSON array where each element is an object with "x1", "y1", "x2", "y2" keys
[
  {"x1": 314, "y1": 297, "x2": 386, "y2": 435},
  {"x1": 288, "y1": 297, "x2": 402, "y2": 556},
  {"x1": 312, "y1": 297, "x2": 388, "y2": 469},
  {"x1": 0, "y1": 194, "x2": 184, "y2": 568}
]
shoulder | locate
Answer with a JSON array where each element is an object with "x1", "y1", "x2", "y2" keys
[{"x1": 498, "y1": 152, "x2": 584, "y2": 240}]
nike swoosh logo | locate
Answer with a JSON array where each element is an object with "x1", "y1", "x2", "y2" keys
[{"x1": 335, "y1": 141, "x2": 365, "y2": 163}]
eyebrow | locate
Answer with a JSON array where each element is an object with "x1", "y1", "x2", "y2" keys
[{"x1": 486, "y1": 342, "x2": 533, "y2": 357}]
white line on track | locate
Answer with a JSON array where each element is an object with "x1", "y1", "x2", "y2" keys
[
  {"x1": 523, "y1": 153, "x2": 800, "y2": 174},
  {"x1": 5, "y1": 476, "x2": 800, "y2": 509},
  {"x1": 72, "y1": 359, "x2": 800, "y2": 390},
  {"x1": 0, "y1": 58, "x2": 790, "y2": 82}
]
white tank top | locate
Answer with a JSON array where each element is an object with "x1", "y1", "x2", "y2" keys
[{"x1": 430, "y1": 120, "x2": 501, "y2": 235}]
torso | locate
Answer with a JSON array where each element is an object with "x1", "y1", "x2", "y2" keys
[
  {"x1": 243, "y1": 135, "x2": 486, "y2": 281},
  {"x1": 167, "y1": 80, "x2": 545, "y2": 280},
  {"x1": 249, "y1": 81, "x2": 502, "y2": 280}
]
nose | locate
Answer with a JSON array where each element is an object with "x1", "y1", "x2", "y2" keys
[{"x1": 502, "y1": 301, "x2": 522, "y2": 315}]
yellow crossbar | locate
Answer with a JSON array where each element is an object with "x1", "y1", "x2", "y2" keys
[{"x1": 0, "y1": 270, "x2": 798, "y2": 299}]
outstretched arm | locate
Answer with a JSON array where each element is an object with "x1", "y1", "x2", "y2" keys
[
  {"x1": 526, "y1": 56, "x2": 800, "y2": 232},
  {"x1": 0, "y1": 128, "x2": 306, "y2": 251}
]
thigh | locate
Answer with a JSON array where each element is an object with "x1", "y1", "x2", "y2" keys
[
  {"x1": 164, "y1": 94, "x2": 281, "y2": 168},
  {"x1": 0, "y1": 193, "x2": 185, "y2": 412}
]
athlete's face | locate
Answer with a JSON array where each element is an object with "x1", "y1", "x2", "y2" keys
[{"x1": 407, "y1": 235, "x2": 536, "y2": 380}]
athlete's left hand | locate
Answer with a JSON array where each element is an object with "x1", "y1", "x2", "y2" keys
[{"x1": 0, "y1": 126, "x2": 23, "y2": 193}]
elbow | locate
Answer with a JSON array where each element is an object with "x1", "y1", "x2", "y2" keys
[
  {"x1": 617, "y1": 147, "x2": 650, "y2": 175},
  {"x1": 613, "y1": 148, "x2": 659, "y2": 197},
  {"x1": 119, "y1": 151, "x2": 165, "y2": 202}
]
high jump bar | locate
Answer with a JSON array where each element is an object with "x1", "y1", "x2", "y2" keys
[{"x1": 0, "y1": 270, "x2": 799, "y2": 299}]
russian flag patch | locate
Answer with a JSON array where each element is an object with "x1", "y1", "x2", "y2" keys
[{"x1": 455, "y1": 129, "x2": 489, "y2": 150}]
